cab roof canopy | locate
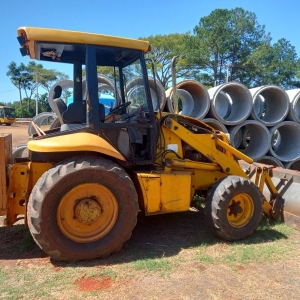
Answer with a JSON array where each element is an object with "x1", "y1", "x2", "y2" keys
[{"x1": 17, "y1": 27, "x2": 151, "y2": 66}]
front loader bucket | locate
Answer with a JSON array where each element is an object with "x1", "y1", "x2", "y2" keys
[
  {"x1": 239, "y1": 161, "x2": 300, "y2": 230},
  {"x1": 0, "y1": 134, "x2": 12, "y2": 215}
]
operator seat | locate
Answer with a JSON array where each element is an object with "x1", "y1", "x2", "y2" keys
[
  {"x1": 52, "y1": 85, "x2": 67, "y2": 125},
  {"x1": 52, "y1": 84, "x2": 106, "y2": 129}
]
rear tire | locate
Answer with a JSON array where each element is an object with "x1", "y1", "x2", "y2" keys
[
  {"x1": 205, "y1": 176, "x2": 263, "y2": 241},
  {"x1": 27, "y1": 156, "x2": 139, "y2": 261}
]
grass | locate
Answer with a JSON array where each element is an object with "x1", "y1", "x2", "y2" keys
[
  {"x1": 0, "y1": 214, "x2": 298, "y2": 299},
  {"x1": 131, "y1": 257, "x2": 172, "y2": 273},
  {"x1": 190, "y1": 218, "x2": 296, "y2": 266}
]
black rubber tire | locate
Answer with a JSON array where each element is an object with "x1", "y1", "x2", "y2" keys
[
  {"x1": 27, "y1": 156, "x2": 139, "y2": 261},
  {"x1": 205, "y1": 176, "x2": 263, "y2": 241}
]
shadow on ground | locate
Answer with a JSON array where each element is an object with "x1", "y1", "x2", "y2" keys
[{"x1": 0, "y1": 209, "x2": 287, "y2": 264}]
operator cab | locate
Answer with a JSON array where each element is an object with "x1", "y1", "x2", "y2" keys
[{"x1": 17, "y1": 27, "x2": 158, "y2": 166}]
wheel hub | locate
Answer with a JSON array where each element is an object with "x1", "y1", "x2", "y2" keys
[
  {"x1": 227, "y1": 193, "x2": 254, "y2": 228},
  {"x1": 75, "y1": 199, "x2": 102, "y2": 225},
  {"x1": 57, "y1": 183, "x2": 118, "y2": 243},
  {"x1": 228, "y1": 200, "x2": 243, "y2": 217}
]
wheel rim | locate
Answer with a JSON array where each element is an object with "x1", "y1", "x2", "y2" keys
[
  {"x1": 227, "y1": 193, "x2": 254, "y2": 228},
  {"x1": 57, "y1": 183, "x2": 118, "y2": 243}
]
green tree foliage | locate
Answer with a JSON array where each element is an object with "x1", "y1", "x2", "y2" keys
[
  {"x1": 184, "y1": 8, "x2": 300, "y2": 88},
  {"x1": 6, "y1": 62, "x2": 30, "y2": 106},
  {"x1": 141, "y1": 33, "x2": 192, "y2": 88},
  {"x1": 184, "y1": 8, "x2": 273, "y2": 86},
  {"x1": 5, "y1": 94, "x2": 51, "y2": 118},
  {"x1": 7, "y1": 62, "x2": 69, "y2": 117},
  {"x1": 39, "y1": 93, "x2": 52, "y2": 113},
  {"x1": 246, "y1": 38, "x2": 300, "y2": 88}
]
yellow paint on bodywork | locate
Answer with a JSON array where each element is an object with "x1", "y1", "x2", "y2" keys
[
  {"x1": 156, "y1": 126, "x2": 184, "y2": 164},
  {"x1": 6, "y1": 161, "x2": 53, "y2": 226},
  {"x1": 28, "y1": 132, "x2": 126, "y2": 161},
  {"x1": 134, "y1": 170, "x2": 192, "y2": 215},
  {"x1": 162, "y1": 117, "x2": 248, "y2": 178},
  {"x1": 18, "y1": 27, "x2": 151, "y2": 59},
  {"x1": 57, "y1": 183, "x2": 118, "y2": 243},
  {"x1": 0, "y1": 134, "x2": 12, "y2": 215},
  {"x1": 227, "y1": 193, "x2": 254, "y2": 227}
]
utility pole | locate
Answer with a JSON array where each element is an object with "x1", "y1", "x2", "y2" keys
[{"x1": 226, "y1": 64, "x2": 230, "y2": 83}]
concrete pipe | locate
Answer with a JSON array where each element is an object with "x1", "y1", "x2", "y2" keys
[
  {"x1": 126, "y1": 76, "x2": 166, "y2": 111},
  {"x1": 83, "y1": 75, "x2": 121, "y2": 105},
  {"x1": 28, "y1": 112, "x2": 57, "y2": 136},
  {"x1": 256, "y1": 156, "x2": 284, "y2": 168},
  {"x1": 249, "y1": 85, "x2": 289, "y2": 126},
  {"x1": 228, "y1": 120, "x2": 270, "y2": 161},
  {"x1": 269, "y1": 121, "x2": 300, "y2": 162},
  {"x1": 271, "y1": 129, "x2": 281, "y2": 151},
  {"x1": 285, "y1": 89, "x2": 300, "y2": 123},
  {"x1": 49, "y1": 116, "x2": 61, "y2": 129},
  {"x1": 284, "y1": 159, "x2": 300, "y2": 171},
  {"x1": 166, "y1": 80, "x2": 210, "y2": 119},
  {"x1": 207, "y1": 82, "x2": 252, "y2": 125},
  {"x1": 48, "y1": 80, "x2": 75, "y2": 112},
  {"x1": 202, "y1": 118, "x2": 228, "y2": 133},
  {"x1": 240, "y1": 127, "x2": 250, "y2": 149},
  {"x1": 95, "y1": 75, "x2": 121, "y2": 105},
  {"x1": 12, "y1": 144, "x2": 28, "y2": 161}
]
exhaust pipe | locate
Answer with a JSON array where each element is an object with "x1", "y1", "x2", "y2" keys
[
  {"x1": 285, "y1": 89, "x2": 300, "y2": 123},
  {"x1": 269, "y1": 121, "x2": 300, "y2": 162},
  {"x1": 249, "y1": 85, "x2": 289, "y2": 126},
  {"x1": 166, "y1": 80, "x2": 210, "y2": 119},
  {"x1": 207, "y1": 82, "x2": 252, "y2": 125},
  {"x1": 228, "y1": 120, "x2": 270, "y2": 161}
]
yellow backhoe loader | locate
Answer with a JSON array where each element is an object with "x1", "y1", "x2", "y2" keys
[
  {"x1": 0, "y1": 27, "x2": 299, "y2": 261},
  {"x1": 0, "y1": 106, "x2": 16, "y2": 126}
]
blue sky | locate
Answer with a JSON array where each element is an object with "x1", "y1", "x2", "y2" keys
[{"x1": 1, "y1": 0, "x2": 299, "y2": 103}]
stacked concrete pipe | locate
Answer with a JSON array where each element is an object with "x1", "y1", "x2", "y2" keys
[
  {"x1": 166, "y1": 80, "x2": 210, "y2": 119},
  {"x1": 257, "y1": 156, "x2": 284, "y2": 168},
  {"x1": 95, "y1": 75, "x2": 122, "y2": 106},
  {"x1": 284, "y1": 159, "x2": 300, "y2": 171},
  {"x1": 268, "y1": 121, "x2": 300, "y2": 162},
  {"x1": 28, "y1": 112, "x2": 57, "y2": 135},
  {"x1": 285, "y1": 89, "x2": 300, "y2": 123},
  {"x1": 207, "y1": 82, "x2": 252, "y2": 125},
  {"x1": 249, "y1": 85, "x2": 289, "y2": 126},
  {"x1": 202, "y1": 118, "x2": 228, "y2": 133},
  {"x1": 126, "y1": 76, "x2": 166, "y2": 111},
  {"x1": 228, "y1": 120, "x2": 270, "y2": 161}
]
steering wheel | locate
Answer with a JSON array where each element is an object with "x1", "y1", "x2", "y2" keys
[{"x1": 108, "y1": 101, "x2": 131, "y2": 115}]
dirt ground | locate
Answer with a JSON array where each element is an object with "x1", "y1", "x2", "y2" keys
[
  {"x1": 1, "y1": 123, "x2": 300, "y2": 299},
  {"x1": 1, "y1": 122, "x2": 31, "y2": 148}
]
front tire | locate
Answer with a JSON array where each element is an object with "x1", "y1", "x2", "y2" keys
[
  {"x1": 205, "y1": 176, "x2": 263, "y2": 241},
  {"x1": 27, "y1": 156, "x2": 139, "y2": 261}
]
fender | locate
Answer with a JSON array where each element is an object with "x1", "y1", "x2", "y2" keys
[{"x1": 27, "y1": 132, "x2": 126, "y2": 161}]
